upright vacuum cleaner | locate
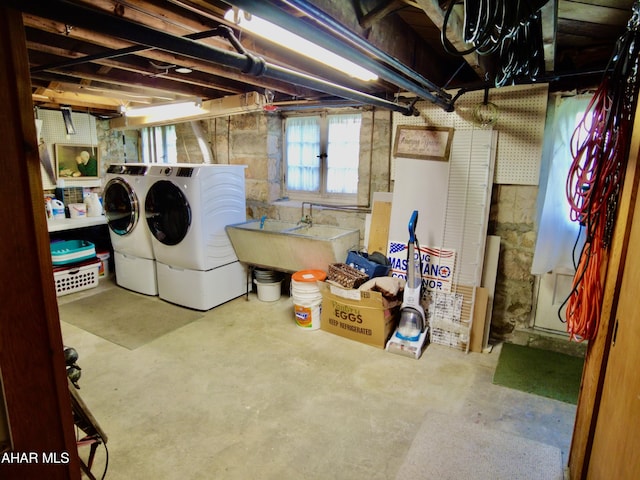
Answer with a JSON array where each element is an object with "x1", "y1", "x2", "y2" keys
[{"x1": 386, "y1": 210, "x2": 429, "y2": 359}]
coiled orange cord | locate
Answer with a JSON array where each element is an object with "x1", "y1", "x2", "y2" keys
[
  {"x1": 563, "y1": 16, "x2": 640, "y2": 341},
  {"x1": 564, "y1": 225, "x2": 604, "y2": 342}
]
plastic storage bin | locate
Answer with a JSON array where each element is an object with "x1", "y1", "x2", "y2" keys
[
  {"x1": 346, "y1": 251, "x2": 390, "y2": 278},
  {"x1": 53, "y1": 258, "x2": 101, "y2": 296},
  {"x1": 51, "y1": 240, "x2": 96, "y2": 266}
]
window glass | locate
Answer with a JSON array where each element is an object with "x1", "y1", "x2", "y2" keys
[
  {"x1": 140, "y1": 125, "x2": 177, "y2": 163},
  {"x1": 327, "y1": 114, "x2": 360, "y2": 194},
  {"x1": 531, "y1": 94, "x2": 593, "y2": 275},
  {"x1": 285, "y1": 116, "x2": 321, "y2": 191},
  {"x1": 285, "y1": 112, "x2": 361, "y2": 199}
]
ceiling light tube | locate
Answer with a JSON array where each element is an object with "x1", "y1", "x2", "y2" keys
[
  {"x1": 224, "y1": 9, "x2": 378, "y2": 82},
  {"x1": 111, "y1": 92, "x2": 266, "y2": 129},
  {"x1": 125, "y1": 97, "x2": 203, "y2": 118}
]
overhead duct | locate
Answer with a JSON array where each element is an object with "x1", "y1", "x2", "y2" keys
[
  {"x1": 11, "y1": 0, "x2": 422, "y2": 116},
  {"x1": 228, "y1": 0, "x2": 454, "y2": 110}
]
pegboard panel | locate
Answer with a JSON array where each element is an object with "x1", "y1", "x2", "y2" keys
[
  {"x1": 393, "y1": 83, "x2": 548, "y2": 185},
  {"x1": 36, "y1": 109, "x2": 100, "y2": 189}
]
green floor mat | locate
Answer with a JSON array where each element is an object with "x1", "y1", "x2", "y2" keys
[{"x1": 492, "y1": 342, "x2": 585, "y2": 404}]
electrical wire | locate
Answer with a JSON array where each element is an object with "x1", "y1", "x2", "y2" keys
[
  {"x1": 556, "y1": 224, "x2": 584, "y2": 324},
  {"x1": 100, "y1": 441, "x2": 109, "y2": 480},
  {"x1": 563, "y1": 4, "x2": 640, "y2": 341},
  {"x1": 441, "y1": 0, "x2": 547, "y2": 86}
]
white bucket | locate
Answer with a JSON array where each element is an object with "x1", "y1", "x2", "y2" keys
[
  {"x1": 254, "y1": 279, "x2": 282, "y2": 302},
  {"x1": 291, "y1": 270, "x2": 326, "y2": 330},
  {"x1": 69, "y1": 203, "x2": 87, "y2": 219}
]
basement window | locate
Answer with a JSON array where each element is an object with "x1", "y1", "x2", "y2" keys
[
  {"x1": 140, "y1": 125, "x2": 177, "y2": 163},
  {"x1": 284, "y1": 112, "x2": 361, "y2": 201}
]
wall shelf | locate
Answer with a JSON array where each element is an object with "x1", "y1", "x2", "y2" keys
[{"x1": 47, "y1": 216, "x2": 107, "y2": 233}]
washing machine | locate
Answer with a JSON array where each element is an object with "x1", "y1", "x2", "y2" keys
[
  {"x1": 103, "y1": 163, "x2": 158, "y2": 296},
  {"x1": 144, "y1": 163, "x2": 248, "y2": 310}
]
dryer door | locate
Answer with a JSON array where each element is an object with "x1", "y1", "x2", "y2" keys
[
  {"x1": 145, "y1": 180, "x2": 191, "y2": 246},
  {"x1": 104, "y1": 177, "x2": 139, "y2": 236}
]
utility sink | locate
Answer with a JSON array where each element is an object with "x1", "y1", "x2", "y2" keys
[{"x1": 226, "y1": 219, "x2": 360, "y2": 273}]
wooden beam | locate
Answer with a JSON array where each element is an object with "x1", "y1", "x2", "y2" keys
[
  {"x1": 27, "y1": 41, "x2": 244, "y2": 96},
  {"x1": 559, "y1": 1, "x2": 632, "y2": 26},
  {"x1": 0, "y1": 6, "x2": 80, "y2": 479},
  {"x1": 22, "y1": 12, "x2": 316, "y2": 99},
  {"x1": 359, "y1": 0, "x2": 405, "y2": 29},
  {"x1": 540, "y1": 0, "x2": 557, "y2": 73},
  {"x1": 32, "y1": 88, "x2": 127, "y2": 110},
  {"x1": 31, "y1": 65, "x2": 228, "y2": 102}
]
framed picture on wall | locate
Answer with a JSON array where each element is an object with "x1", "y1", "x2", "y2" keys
[
  {"x1": 393, "y1": 126, "x2": 453, "y2": 161},
  {"x1": 55, "y1": 144, "x2": 100, "y2": 179}
]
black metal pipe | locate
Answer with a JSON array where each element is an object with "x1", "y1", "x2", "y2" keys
[
  {"x1": 30, "y1": 28, "x2": 228, "y2": 74},
  {"x1": 14, "y1": 0, "x2": 417, "y2": 115},
  {"x1": 263, "y1": 62, "x2": 416, "y2": 114},
  {"x1": 284, "y1": 0, "x2": 452, "y2": 97},
  {"x1": 228, "y1": 0, "x2": 454, "y2": 111}
]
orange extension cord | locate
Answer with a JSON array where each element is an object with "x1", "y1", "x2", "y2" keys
[
  {"x1": 564, "y1": 69, "x2": 633, "y2": 341},
  {"x1": 563, "y1": 5, "x2": 640, "y2": 341},
  {"x1": 564, "y1": 86, "x2": 608, "y2": 342},
  {"x1": 563, "y1": 224, "x2": 604, "y2": 342}
]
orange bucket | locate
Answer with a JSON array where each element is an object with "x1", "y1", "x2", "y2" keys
[{"x1": 291, "y1": 270, "x2": 326, "y2": 330}]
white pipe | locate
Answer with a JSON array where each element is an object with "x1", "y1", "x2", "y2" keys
[{"x1": 190, "y1": 121, "x2": 214, "y2": 164}]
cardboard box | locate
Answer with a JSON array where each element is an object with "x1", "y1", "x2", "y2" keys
[{"x1": 320, "y1": 282, "x2": 399, "y2": 348}]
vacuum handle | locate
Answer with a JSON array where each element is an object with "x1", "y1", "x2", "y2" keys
[{"x1": 408, "y1": 210, "x2": 418, "y2": 243}]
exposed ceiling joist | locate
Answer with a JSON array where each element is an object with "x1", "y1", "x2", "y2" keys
[
  {"x1": 541, "y1": 0, "x2": 557, "y2": 73},
  {"x1": 5, "y1": 0, "x2": 632, "y2": 116}
]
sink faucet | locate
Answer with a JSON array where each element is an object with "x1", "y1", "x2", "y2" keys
[
  {"x1": 300, "y1": 202, "x2": 313, "y2": 226},
  {"x1": 299, "y1": 214, "x2": 312, "y2": 226}
]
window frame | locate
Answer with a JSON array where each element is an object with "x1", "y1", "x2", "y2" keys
[
  {"x1": 282, "y1": 109, "x2": 362, "y2": 204},
  {"x1": 140, "y1": 125, "x2": 177, "y2": 164}
]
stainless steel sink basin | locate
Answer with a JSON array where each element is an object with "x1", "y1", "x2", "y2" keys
[{"x1": 226, "y1": 219, "x2": 360, "y2": 273}]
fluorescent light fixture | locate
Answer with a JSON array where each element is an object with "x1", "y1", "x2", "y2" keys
[
  {"x1": 111, "y1": 92, "x2": 265, "y2": 130},
  {"x1": 224, "y1": 9, "x2": 378, "y2": 82},
  {"x1": 124, "y1": 97, "x2": 203, "y2": 118}
]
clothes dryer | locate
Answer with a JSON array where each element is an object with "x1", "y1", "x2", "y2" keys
[
  {"x1": 144, "y1": 164, "x2": 248, "y2": 310},
  {"x1": 103, "y1": 163, "x2": 157, "y2": 295}
]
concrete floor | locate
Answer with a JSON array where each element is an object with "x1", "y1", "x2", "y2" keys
[{"x1": 59, "y1": 278, "x2": 577, "y2": 479}]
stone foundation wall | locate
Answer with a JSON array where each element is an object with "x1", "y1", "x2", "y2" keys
[
  {"x1": 135, "y1": 109, "x2": 541, "y2": 342},
  {"x1": 178, "y1": 109, "x2": 395, "y2": 245},
  {"x1": 97, "y1": 120, "x2": 138, "y2": 167},
  {"x1": 488, "y1": 185, "x2": 539, "y2": 340}
]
